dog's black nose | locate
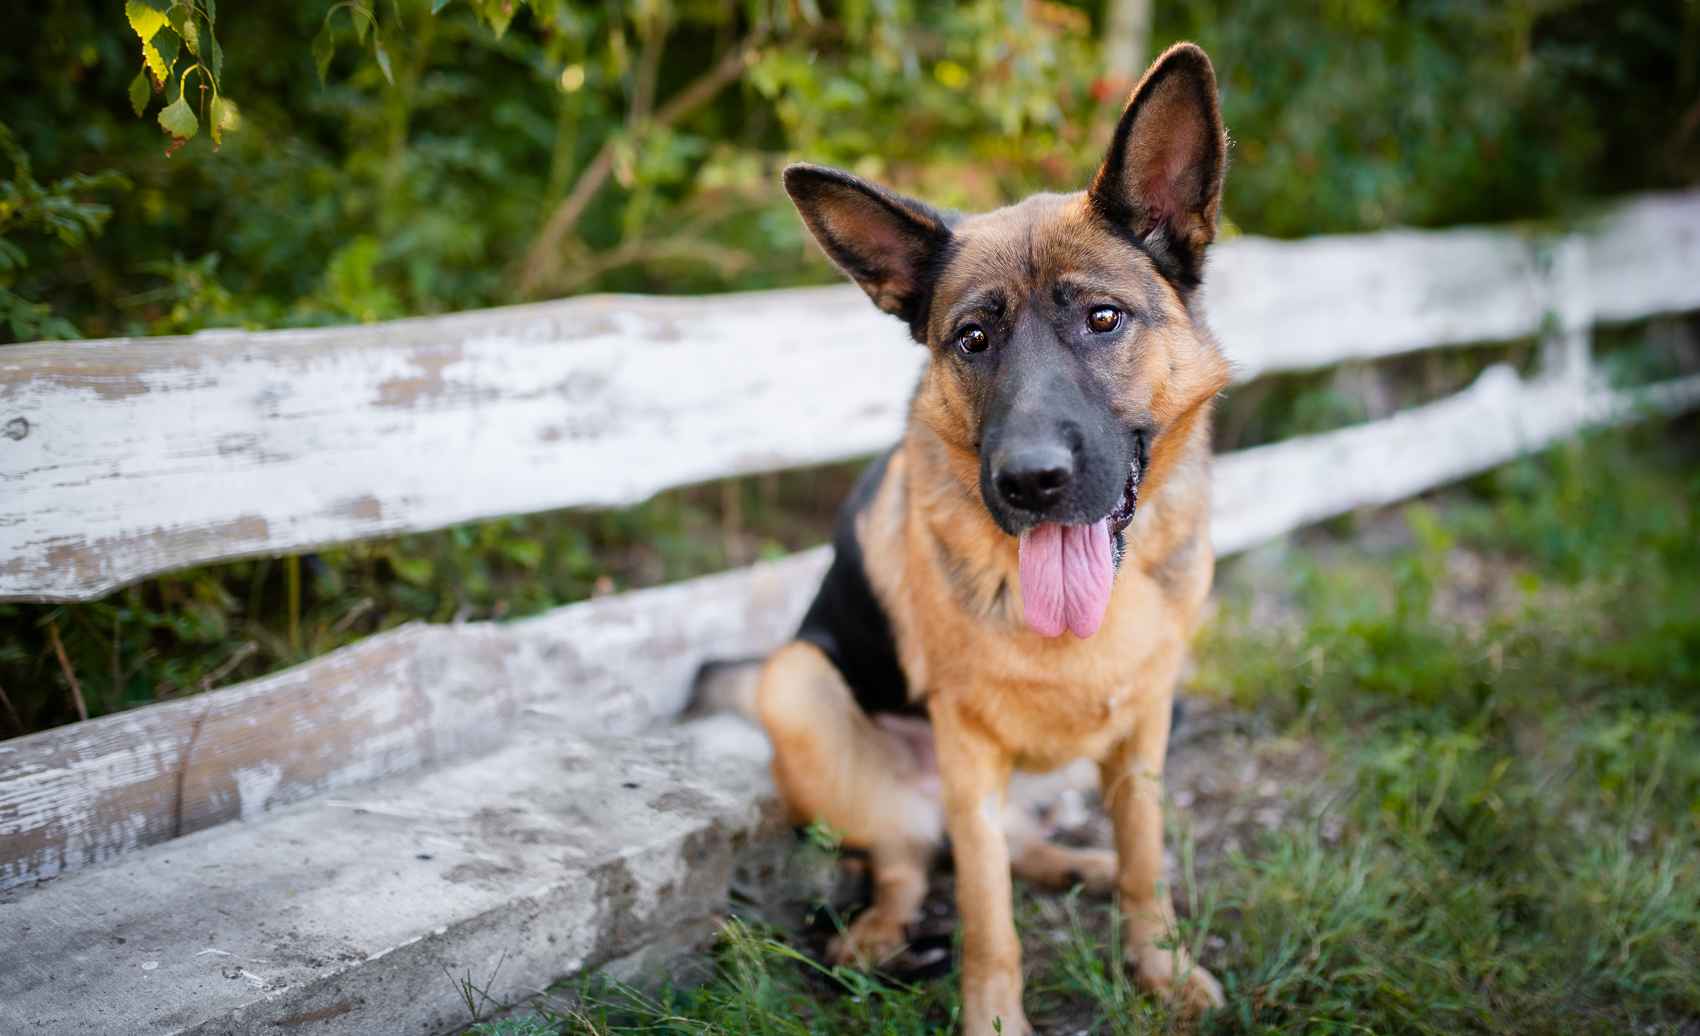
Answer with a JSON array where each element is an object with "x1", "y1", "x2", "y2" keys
[{"x1": 992, "y1": 444, "x2": 1074, "y2": 513}]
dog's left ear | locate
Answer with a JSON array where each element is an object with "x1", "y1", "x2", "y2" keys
[{"x1": 1089, "y1": 42, "x2": 1227, "y2": 290}]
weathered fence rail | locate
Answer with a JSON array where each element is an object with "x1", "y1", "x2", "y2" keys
[
  {"x1": 5, "y1": 192, "x2": 1697, "y2": 603},
  {"x1": 2, "y1": 191, "x2": 1698, "y2": 895}
]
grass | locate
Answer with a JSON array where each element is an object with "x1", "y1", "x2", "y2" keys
[{"x1": 464, "y1": 421, "x2": 1699, "y2": 1035}]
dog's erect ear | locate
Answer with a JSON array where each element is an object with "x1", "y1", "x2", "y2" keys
[
  {"x1": 1089, "y1": 42, "x2": 1226, "y2": 290},
  {"x1": 783, "y1": 163, "x2": 952, "y2": 339}
]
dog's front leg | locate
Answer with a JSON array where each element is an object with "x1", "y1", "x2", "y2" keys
[
  {"x1": 930, "y1": 699, "x2": 1028, "y2": 1036},
  {"x1": 1100, "y1": 688, "x2": 1225, "y2": 1016}
]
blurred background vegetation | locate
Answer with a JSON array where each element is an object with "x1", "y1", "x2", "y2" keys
[
  {"x1": 2, "y1": 0, "x2": 1698, "y2": 736},
  {"x1": 7, "y1": 0, "x2": 1698, "y2": 341}
]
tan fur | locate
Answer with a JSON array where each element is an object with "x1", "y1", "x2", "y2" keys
[{"x1": 759, "y1": 43, "x2": 1233, "y2": 1034}]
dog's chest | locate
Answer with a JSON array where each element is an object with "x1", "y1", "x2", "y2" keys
[{"x1": 918, "y1": 593, "x2": 1172, "y2": 768}]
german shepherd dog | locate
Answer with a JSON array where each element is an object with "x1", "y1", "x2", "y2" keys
[{"x1": 758, "y1": 43, "x2": 1232, "y2": 1033}]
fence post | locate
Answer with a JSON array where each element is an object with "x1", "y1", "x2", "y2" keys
[{"x1": 1540, "y1": 234, "x2": 1593, "y2": 395}]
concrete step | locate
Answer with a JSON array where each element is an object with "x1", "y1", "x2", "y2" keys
[{"x1": 0, "y1": 714, "x2": 780, "y2": 1035}]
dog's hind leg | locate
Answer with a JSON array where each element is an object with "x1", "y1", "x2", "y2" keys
[
  {"x1": 1008, "y1": 830, "x2": 1116, "y2": 893},
  {"x1": 1004, "y1": 763, "x2": 1117, "y2": 892},
  {"x1": 827, "y1": 841, "x2": 931, "y2": 967},
  {"x1": 756, "y1": 640, "x2": 942, "y2": 966}
]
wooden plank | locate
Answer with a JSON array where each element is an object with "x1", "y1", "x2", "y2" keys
[
  {"x1": 1207, "y1": 224, "x2": 1546, "y2": 382},
  {"x1": 4, "y1": 192, "x2": 1698, "y2": 602},
  {"x1": 0, "y1": 288, "x2": 915, "y2": 602},
  {"x1": 0, "y1": 549, "x2": 826, "y2": 891},
  {"x1": 1582, "y1": 192, "x2": 1700, "y2": 326},
  {"x1": 1211, "y1": 368, "x2": 1700, "y2": 556}
]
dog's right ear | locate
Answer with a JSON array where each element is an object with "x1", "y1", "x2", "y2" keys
[
  {"x1": 1089, "y1": 43, "x2": 1226, "y2": 291},
  {"x1": 783, "y1": 163, "x2": 952, "y2": 340}
]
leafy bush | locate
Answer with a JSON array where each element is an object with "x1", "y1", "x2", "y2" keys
[{"x1": 2, "y1": 1, "x2": 1695, "y2": 342}]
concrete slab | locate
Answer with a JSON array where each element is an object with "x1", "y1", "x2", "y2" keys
[{"x1": 0, "y1": 714, "x2": 781, "y2": 1035}]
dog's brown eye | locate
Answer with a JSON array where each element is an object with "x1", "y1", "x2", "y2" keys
[
  {"x1": 1087, "y1": 306, "x2": 1122, "y2": 334},
  {"x1": 955, "y1": 325, "x2": 989, "y2": 355}
]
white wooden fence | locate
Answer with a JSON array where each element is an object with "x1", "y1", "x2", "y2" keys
[{"x1": 1, "y1": 191, "x2": 1698, "y2": 892}]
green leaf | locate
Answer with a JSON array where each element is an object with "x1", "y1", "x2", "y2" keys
[
  {"x1": 475, "y1": 0, "x2": 515, "y2": 36},
  {"x1": 209, "y1": 96, "x2": 240, "y2": 148},
  {"x1": 168, "y1": 7, "x2": 199, "y2": 56},
  {"x1": 353, "y1": 0, "x2": 374, "y2": 44},
  {"x1": 151, "y1": 29, "x2": 181, "y2": 77},
  {"x1": 128, "y1": 70, "x2": 151, "y2": 117},
  {"x1": 431, "y1": 0, "x2": 453, "y2": 11},
  {"x1": 158, "y1": 95, "x2": 199, "y2": 142},
  {"x1": 0, "y1": 239, "x2": 28, "y2": 272},
  {"x1": 124, "y1": 0, "x2": 169, "y2": 42},
  {"x1": 312, "y1": 22, "x2": 336, "y2": 85},
  {"x1": 207, "y1": 29, "x2": 224, "y2": 82},
  {"x1": 389, "y1": 554, "x2": 434, "y2": 587},
  {"x1": 373, "y1": 38, "x2": 394, "y2": 85}
]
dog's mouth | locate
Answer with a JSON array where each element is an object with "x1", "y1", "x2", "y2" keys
[
  {"x1": 1016, "y1": 456, "x2": 1144, "y2": 641},
  {"x1": 1106, "y1": 458, "x2": 1142, "y2": 538}
]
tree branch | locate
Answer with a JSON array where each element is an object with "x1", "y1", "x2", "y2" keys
[
  {"x1": 0, "y1": 679, "x2": 22, "y2": 735},
  {"x1": 549, "y1": 236, "x2": 752, "y2": 296},
  {"x1": 515, "y1": 29, "x2": 767, "y2": 299},
  {"x1": 47, "y1": 619, "x2": 88, "y2": 723}
]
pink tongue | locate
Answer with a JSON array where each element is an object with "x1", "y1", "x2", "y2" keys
[{"x1": 1018, "y1": 519, "x2": 1114, "y2": 639}]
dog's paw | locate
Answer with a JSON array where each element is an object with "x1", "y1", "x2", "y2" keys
[
  {"x1": 961, "y1": 999, "x2": 1032, "y2": 1036},
  {"x1": 826, "y1": 912, "x2": 907, "y2": 969},
  {"x1": 1060, "y1": 848, "x2": 1118, "y2": 893},
  {"x1": 1130, "y1": 946, "x2": 1225, "y2": 1017},
  {"x1": 961, "y1": 970, "x2": 1032, "y2": 1036}
]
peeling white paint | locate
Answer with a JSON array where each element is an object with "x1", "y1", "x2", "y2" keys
[
  {"x1": 233, "y1": 763, "x2": 284, "y2": 822},
  {"x1": 0, "y1": 552, "x2": 825, "y2": 891},
  {"x1": 1211, "y1": 367, "x2": 1700, "y2": 556}
]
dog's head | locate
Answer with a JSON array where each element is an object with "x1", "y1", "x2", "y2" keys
[{"x1": 785, "y1": 44, "x2": 1231, "y2": 639}]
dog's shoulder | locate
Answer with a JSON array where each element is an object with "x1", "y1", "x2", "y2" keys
[{"x1": 795, "y1": 448, "x2": 917, "y2": 715}]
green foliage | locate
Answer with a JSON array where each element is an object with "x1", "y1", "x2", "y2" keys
[
  {"x1": 0, "y1": 122, "x2": 127, "y2": 339},
  {"x1": 1167, "y1": 0, "x2": 1700, "y2": 235},
  {"x1": 2, "y1": 1, "x2": 1695, "y2": 342},
  {"x1": 125, "y1": 0, "x2": 236, "y2": 154}
]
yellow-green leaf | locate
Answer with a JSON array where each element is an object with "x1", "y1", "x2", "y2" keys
[
  {"x1": 125, "y1": 1, "x2": 168, "y2": 43},
  {"x1": 170, "y1": 8, "x2": 201, "y2": 57},
  {"x1": 353, "y1": 0, "x2": 374, "y2": 44},
  {"x1": 141, "y1": 39, "x2": 167, "y2": 83},
  {"x1": 158, "y1": 95, "x2": 199, "y2": 142},
  {"x1": 209, "y1": 96, "x2": 240, "y2": 148},
  {"x1": 128, "y1": 70, "x2": 151, "y2": 117}
]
